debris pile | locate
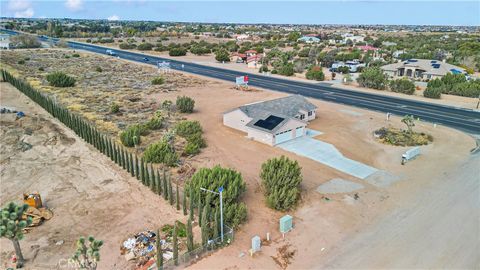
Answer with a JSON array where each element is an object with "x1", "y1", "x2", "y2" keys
[{"x1": 121, "y1": 230, "x2": 174, "y2": 267}]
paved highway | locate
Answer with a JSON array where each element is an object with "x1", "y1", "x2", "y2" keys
[{"x1": 3, "y1": 29, "x2": 480, "y2": 134}]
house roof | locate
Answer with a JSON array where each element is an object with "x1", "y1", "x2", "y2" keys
[
  {"x1": 234, "y1": 95, "x2": 317, "y2": 134},
  {"x1": 245, "y1": 50, "x2": 257, "y2": 54},
  {"x1": 246, "y1": 55, "x2": 262, "y2": 63},
  {"x1": 381, "y1": 59, "x2": 466, "y2": 76}
]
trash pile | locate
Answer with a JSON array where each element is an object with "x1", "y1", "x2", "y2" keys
[{"x1": 121, "y1": 230, "x2": 174, "y2": 268}]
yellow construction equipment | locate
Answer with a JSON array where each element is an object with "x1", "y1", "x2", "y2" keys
[{"x1": 22, "y1": 193, "x2": 53, "y2": 228}]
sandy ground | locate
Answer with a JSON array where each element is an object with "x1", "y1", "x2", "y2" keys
[
  {"x1": 88, "y1": 41, "x2": 479, "y2": 110},
  {"x1": 0, "y1": 82, "x2": 187, "y2": 269},
  {"x1": 1, "y1": 47, "x2": 477, "y2": 270},
  {"x1": 142, "y1": 76, "x2": 476, "y2": 269}
]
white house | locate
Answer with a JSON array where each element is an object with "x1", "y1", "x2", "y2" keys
[
  {"x1": 381, "y1": 59, "x2": 467, "y2": 80},
  {"x1": 223, "y1": 95, "x2": 317, "y2": 146}
]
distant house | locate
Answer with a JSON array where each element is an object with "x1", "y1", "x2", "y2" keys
[
  {"x1": 356, "y1": 45, "x2": 379, "y2": 52},
  {"x1": 382, "y1": 41, "x2": 397, "y2": 47},
  {"x1": 235, "y1": 34, "x2": 250, "y2": 41},
  {"x1": 392, "y1": 50, "x2": 406, "y2": 59},
  {"x1": 231, "y1": 52, "x2": 247, "y2": 63},
  {"x1": 0, "y1": 34, "x2": 11, "y2": 49},
  {"x1": 331, "y1": 60, "x2": 366, "y2": 73},
  {"x1": 246, "y1": 54, "x2": 263, "y2": 69},
  {"x1": 342, "y1": 34, "x2": 364, "y2": 44},
  {"x1": 223, "y1": 95, "x2": 317, "y2": 146},
  {"x1": 381, "y1": 59, "x2": 467, "y2": 80},
  {"x1": 297, "y1": 36, "x2": 321, "y2": 44},
  {"x1": 245, "y1": 50, "x2": 258, "y2": 57}
]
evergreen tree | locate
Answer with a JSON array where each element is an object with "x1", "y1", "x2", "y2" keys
[
  {"x1": 168, "y1": 176, "x2": 174, "y2": 206},
  {"x1": 156, "y1": 229, "x2": 163, "y2": 270},
  {"x1": 149, "y1": 165, "x2": 155, "y2": 191},
  {"x1": 135, "y1": 155, "x2": 140, "y2": 180},
  {"x1": 157, "y1": 169, "x2": 163, "y2": 195},
  {"x1": 201, "y1": 207, "x2": 208, "y2": 246},
  {"x1": 144, "y1": 163, "x2": 151, "y2": 187},
  {"x1": 129, "y1": 153, "x2": 135, "y2": 177},
  {"x1": 140, "y1": 158, "x2": 145, "y2": 184},
  {"x1": 189, "y1": 188, "x2": 194, "y2": 222},
  {"x1": 213, "y1": 209, "x2": 219, "y2": 241},
  {"x1": 186, "y1": 218, "x2": 194, "y2": 252},
  {"x1": 173, "y1": 222, "x2": 179, "y2": 266},
  {"x1": 183, "y1": 189, "x2": 187, "y2": 216},
  {"x1": 198, "y1": 196, "x2": 203, "y2": 227},
  {"x1": 176, "y1": 180, "x2": 180, "y2": 211},
  {"x1": 162, "y1": 169, "x2": 168, "y2": 200}
]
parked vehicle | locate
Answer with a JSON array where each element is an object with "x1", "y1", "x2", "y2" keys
[{"x1": 143, "y1": 57, "x2": 149, "y2": 61}]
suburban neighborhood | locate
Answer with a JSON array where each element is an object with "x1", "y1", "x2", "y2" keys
[{"x1": 0, "y1": 1, "x2": 479, "y2": 270}]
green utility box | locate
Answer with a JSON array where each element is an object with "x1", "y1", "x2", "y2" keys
[{"x1": 279, "y1": 215, "x2": 293, "y2": 233}]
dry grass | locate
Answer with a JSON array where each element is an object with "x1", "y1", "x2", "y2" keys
[{"x1": 374, "y1": 127, "x2": 433, "y2": 146}]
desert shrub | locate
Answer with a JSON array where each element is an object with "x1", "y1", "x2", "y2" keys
[
  {"x1": 17, "y1": 60, "x2": 25, "y2": 65},
  {"x1": 305, "y1": 66, "x2": 325, "y2": 81},
  {"x1": 357, "y1": 67, "x2": 388, "y2": 90},
  {"x1": 260, "y1": 156, "x2": 302, "y2": 211},
  {"x1": 424, "y1": 87, "x2": 442, "y2": 98},
  {"x1": 389, "y1": 78, "x2": 415, "y2": 95},
  {"x1": 271, "y1": 69, "x2": 278, "y2": 74},
  {"x1": 95, "y1": 66, "x2": 103, "y2": 72},
  {"x1": 337, "y1": 66, "x2": 350, "y2": 74},
  {"x1": 10, "y1": 34, "x2": 41, "y2": 48},
  {"x1": 119, "y1": 43, "x2": 137, "y2": 50},
  {"x1": 375, "y1": 127, "x2": 433, "y2": 146},
  {"x1": 169, "y1": 47, "x2": 187, "y2": 56},
  {"x1": 175, "y1": 120, "x2": 202, "y2": 137},
  {"x1": 176, "y1": 96, "x2": 195, "y2": 113},
  {"x1": 46, "y1": 72, "x2": 76, "y2": 87},
  {"x1": 110, "y1": 103, "x2": 120, "y2": 113},
  {"x1": 183, "y1": 132, "x2": 206, "y2": 155},
  {"x1": 184, "y1": 141, "x2": 200, "y2": 155},
  {"x1": 185, "y1": 165, "x2": 247, "y2": 228},
  {"x1": 86, "y1": 39, "x2": 92, "y2": 43},
  {"x1": 259, "y1": 65, "x2": 269, "y2": 73},
  {"x1": 278, "y1": 63, "x2": 295, "y2": 76},
  {"x1": 64, "y1": 55, "x2": 70, "y2": 59},
  {"x1": 162, "y1": 222, "x2": 187, "y2": 238},
  {"x1": 143, "y1": 140, "x2": 178, "y2": 166},
  {"x1": 151, "y1": 77, "x2": 165, "y2": 85},
  {"x1": 120, "y1": 124, "x2": 143, "y2": 147},
  {"x1": 190, "y1": 46, "x2": 211, "y2": 55},
  {"x1": 38, "y1": 67, "x2": 45, "y2": 71},
  {"x1": 145, "y1": 115, "x2": 163, "y2": 130},
  {"x1": 72, "y1": 53, "x2": 80, "y2": 57},
  {"x1": 137, "y1": 42, "x2": 154, "y2": 51},
  {"x1": 215, "y1": 49, "x2": 231, "y2": 62}
]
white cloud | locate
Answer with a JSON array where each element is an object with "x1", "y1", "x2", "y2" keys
[
  {"x1": 15, "y1": 7, "x2": 34, "y2": 18},
  {"x1": 65, "y1": 0, "x2": 83, "y2": 11},
  {"x1": 107, "y1": 15, "x2": 120, "y2": 21},
  {"x1": 7, "y1": 0, "x2": 34, "y2": 18}
]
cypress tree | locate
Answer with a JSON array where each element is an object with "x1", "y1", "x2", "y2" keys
[
  {"x1": 149, "y1": 164, "x2": 155, "y2": 191},
  {"x1": 198, "y1": 197, "x2": 203, "y2": 227},
  {"x1": 156, "y1": 170, "x2": 162, "y2": 195},
  {"x1": 186, "y1": 218, "x2": 194, "y2": 252},
  {"x1": 129, "y1": 153, "x2": 135, "y2": 177},
  {"x1": 144, "y1": 163, "x2": 151, "y2": 187},
  {"x1": 135, "y1": 155, "x2": 140, "y2": 180},
  {"x1": 168, "y1": 176, "x2": 174, "y2": 206},
  {"x1": 162, "y1": 169, "x2": 168, "y2": 200},
  {"x1": 189, "y1": 188, "x2": 194, "y2": 221},
  {"x1": 173, "y1": 222, "x2": 178, "y2": 266},
  {"x1": 140, "y1": 158, "x2": 145, "y2": 184},
  {"x1": 201, "y1": 207, "x2": 208, "y2": 246},
  {"x1": 213, "y1": 208, "x2": 219, "y2": 241},
  {"x1": 183, "y1": 189, "x2": 187, "y2": 216},
  {"x1": 156, "y1": 229, "x2": 163, "y2": 270},
  {"x1": 176, "y1": 180, "x2": 180, "y2": 211},
  {"x1": 126, "y1": 150, "x2": 131, "y2": 174},
  {"x1": 120, "y1": 148, "x2": 126, "y2": 169}
]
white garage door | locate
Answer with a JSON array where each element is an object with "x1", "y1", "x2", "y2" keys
[
  {"x1": 275, "y1": 130, "x2": 293, "y2": 145},
  {"x1": 295, "y1": 127, "x2": 304, "y2": 138}
]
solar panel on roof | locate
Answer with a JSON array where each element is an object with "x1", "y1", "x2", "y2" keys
[
  {"x1": 432, "y1": 64, "x2": 441, "y2": 69},
  {"x1": 431, "y1": 60, "x2": 437, "y2": 63},
  {"x1": 253, "y1": 115, "x2": 284, "y2": 130},
  {"x1": 408, "y1": 59, "x2": 418, "y2": 62}
]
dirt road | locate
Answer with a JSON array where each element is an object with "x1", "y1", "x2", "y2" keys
[{"x1": 320, "y1": 153, "x2": 480, "y2": 269}]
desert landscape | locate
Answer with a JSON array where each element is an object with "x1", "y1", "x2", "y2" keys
[{"x1": 1, "y1": 46, "x2": 477, "y2": 269}]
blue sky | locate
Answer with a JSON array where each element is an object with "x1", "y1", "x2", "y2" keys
[{"x1": 1, "y1": 0, "x2": 479, "y2": 26}]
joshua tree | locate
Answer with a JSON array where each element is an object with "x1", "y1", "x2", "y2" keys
[
  {"x1": 0, "y1": 202, "x2": 32, "y2": 268},
  {"x1": 402, "y1": 115, "x2": 416, "y2": 134},
  {"x1": 71, "y1": 236, "x2": 103, "y2": 270}
]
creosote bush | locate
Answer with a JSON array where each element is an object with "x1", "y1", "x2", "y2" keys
[
  {"x1": 176, "y1": 96, "x2": 195, "y2": 113},
  {"x1": 151, "y1": 77, "x2": 165, "y2": 85},
  {"x1": 120, "y1": 124, "x2": 143, "y2": 147},
  {"x1": 110, "y1": 103, "x2": 120, "y2": 113},
  {"x1": 143, "y1": 140, "x2": 178, "y2": 166},
  {"x1": 175, "y1": 120, "x2": 202, "y2": 137},
  {"x1": 260, "y1": 156, "x2": 303, "y2": 211},
  {"x1": 46, "y1": 71, "x2": 76, "y2": 87}
]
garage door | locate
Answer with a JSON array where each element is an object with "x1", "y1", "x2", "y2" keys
[
  {"x1": 275, "y1": 130, "x2": 293, "y2": 145},
  {"x1": 295, "y1": 127, "x2": 304, "y2": 138}
]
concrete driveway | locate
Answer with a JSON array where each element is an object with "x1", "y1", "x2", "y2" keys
[{"x1": 277, "y1": 136, "x2": 378, "y2": 179}]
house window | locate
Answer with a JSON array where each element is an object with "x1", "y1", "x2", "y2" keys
[
  {"x1": 300, "y1": 114, "x2": 305, "y2": 120},
  {"x1": 308, "y1": 111, "x2": 313, "y2": 116}
]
